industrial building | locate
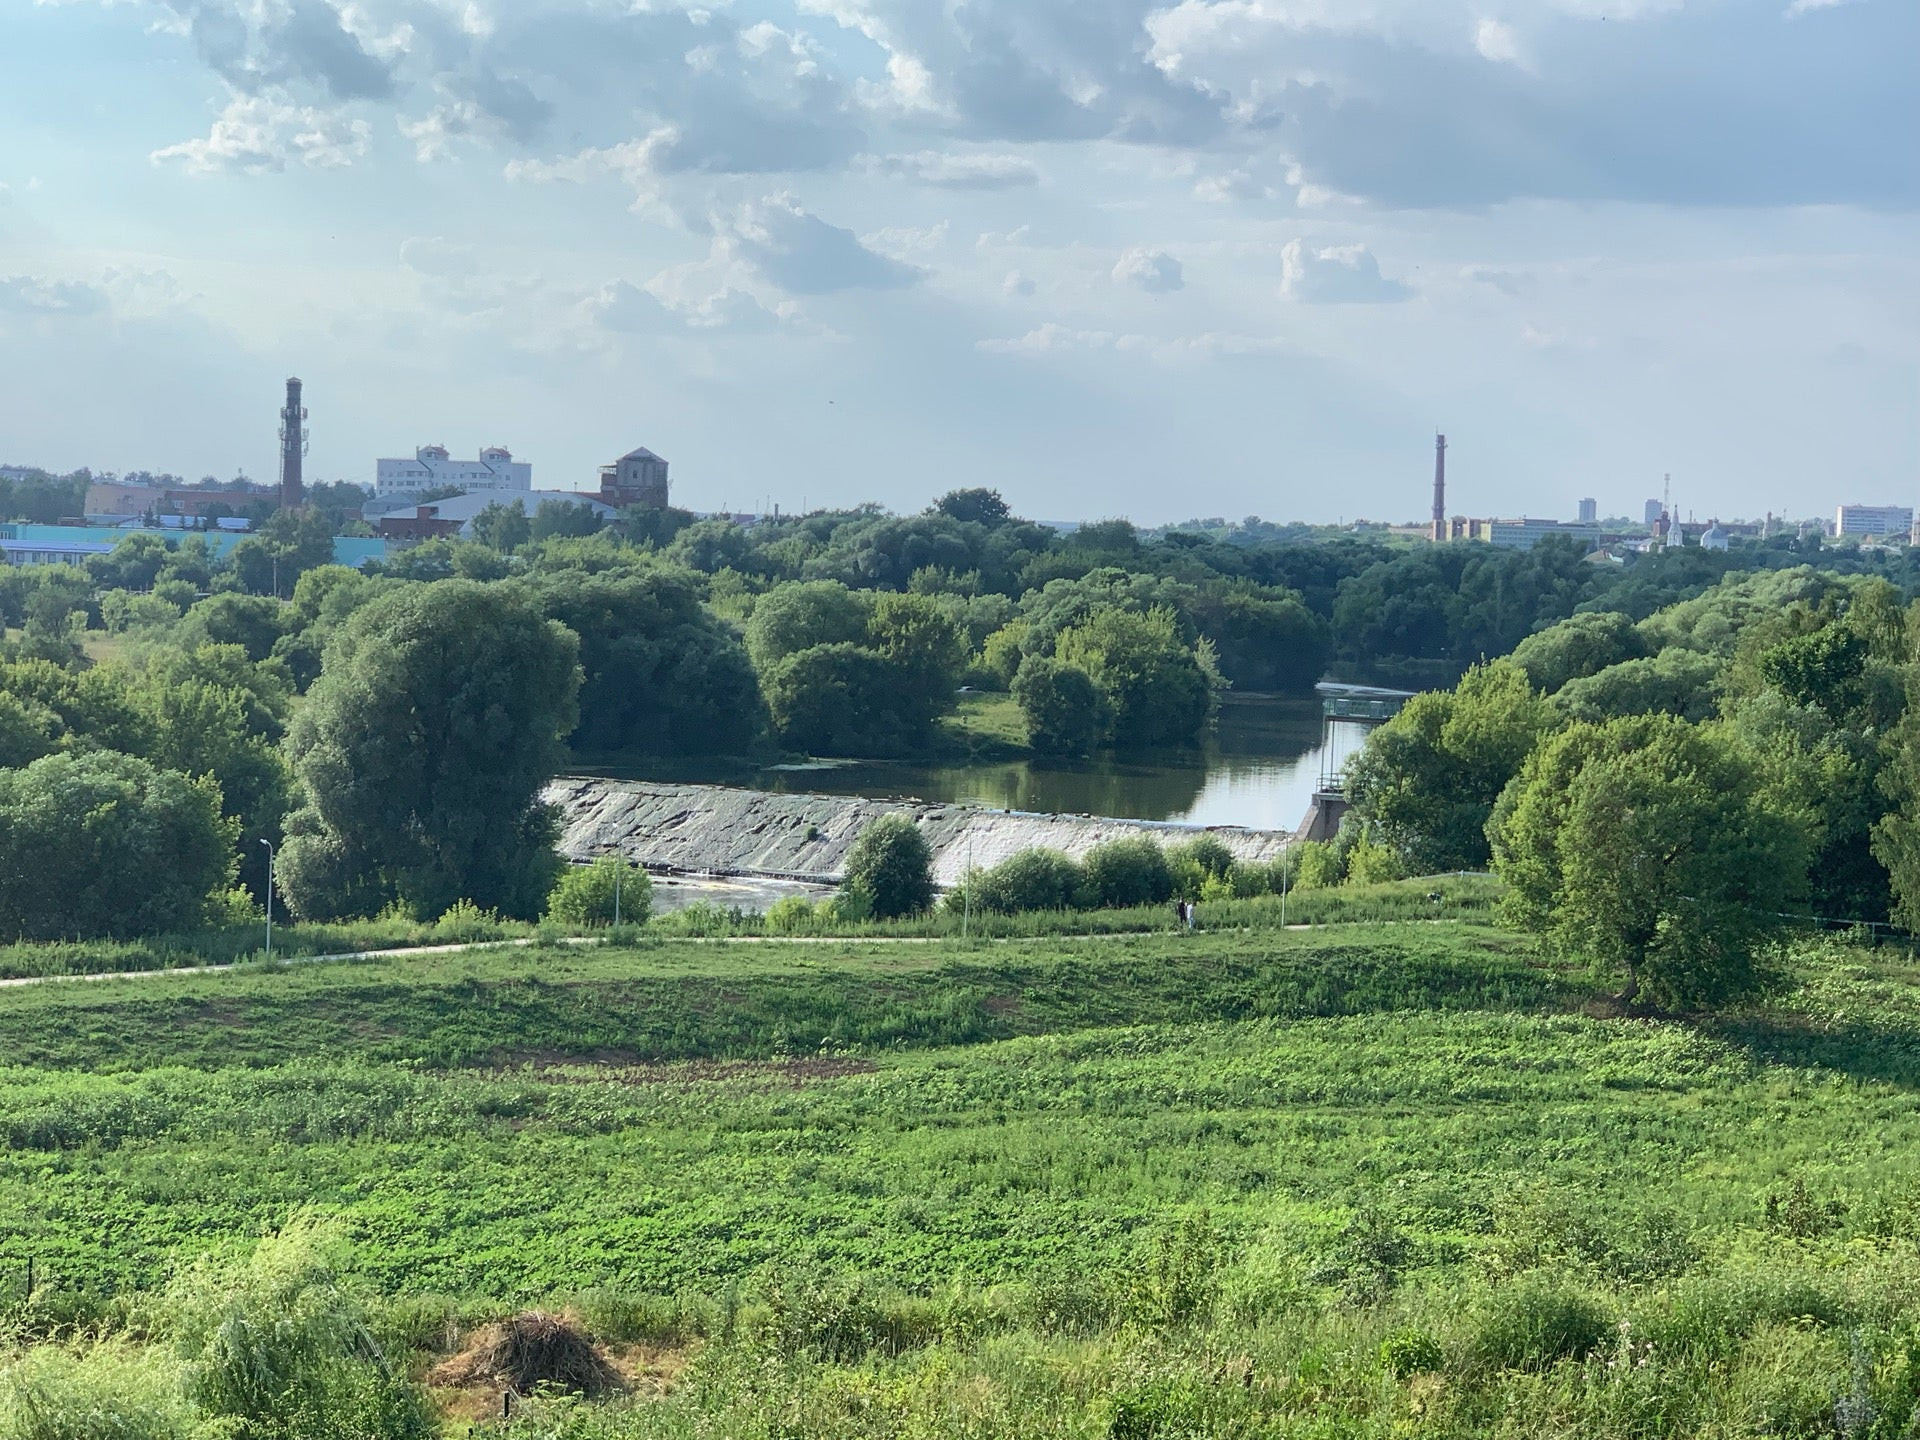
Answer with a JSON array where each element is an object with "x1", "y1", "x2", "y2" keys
[
  {"x1": 1578, "y1": 498, "x2": 1597, "y2": 523},
  {"x1": 372, "y1": 490, "x2": 620, "y2": 540},
  {"x1": 598, "y1": 447, "x2": 670, "y2": 509},
  {"x1": 1835, "y1": 504, "x2": 1913, "y2": 538},
  {"x1": 376, "y1": 445, "x2": 533, "y2": 498},
  {"x1": 1470, "y1": 518, "x2": 1603, "y2": 551}
]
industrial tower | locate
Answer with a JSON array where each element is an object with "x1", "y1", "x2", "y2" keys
[
  {"x1": 1430, "y1": 433, "x2": 1447, "y2": 543},
  {"x1": 278, "y1": 377, "x2": 307, "y2": 510}
]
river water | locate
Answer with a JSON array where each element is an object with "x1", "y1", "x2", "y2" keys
[{"x1": 578, "y1": 695, "x2": 1372, "y2": 832}]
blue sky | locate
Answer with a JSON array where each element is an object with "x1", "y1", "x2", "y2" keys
[{"x1": 0, "y1": 0, "x2": 1913, "y2": 525}]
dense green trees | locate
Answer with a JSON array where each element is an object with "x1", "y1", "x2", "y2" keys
[
  {"x1": 278, "y1": 582, "x2": 581, "y2": 921},
  {"x1": 752, "y1": 586, "x2": 965, "y2": 755},
  {"x1": 1348, "y1": 662, "x2": 1553, "y2": 873},
  {"x1": 1509, "y1": 611, "x2": 1648, "y2": 693},
  {"x1": 0, "y1": 751, "x2": 236, "y2": 940},
  {"x1": 1056, "y1": 607, "x2": 1216, "y2": 748},
  {"x1": 522, "y1": 569, "x2": 765, "y2": 756},
  {"x1": 1490, "y1": 715, "x2": 1807, "y2": 1009}
]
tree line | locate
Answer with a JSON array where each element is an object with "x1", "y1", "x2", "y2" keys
[{"x1": 1342, "y1": 567, "x2": 1920, "y2": 1009}]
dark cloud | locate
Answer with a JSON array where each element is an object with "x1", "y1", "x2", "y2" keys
[
  {"x1": 175, "y1": 0, "x2": 395, "y2": 101},
  {"x1": 1163, "y1": 2, "x2": 1920, "y2": 209}
]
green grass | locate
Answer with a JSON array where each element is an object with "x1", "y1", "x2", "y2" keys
[
  {"x1": 934, "y1": 690, "x2": 1029, "y2": 757},
  {"x1": 6, "y1": 921, "x2": 1920, "y2": 1436}
]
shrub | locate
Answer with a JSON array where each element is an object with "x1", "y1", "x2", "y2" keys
[
  {"x1": 1082, "y1": 837, "x2": 1176, "y2": 909},
  {"x1": 546, "y1": 856, "x2": 653, "y2": 929},
  {"x1": 1345, "y1": 830, "x2": 1406, "y2": 886},
  {"x1": 0, "y1": 1343, "x2": 198, "y2": 1440},
  {"x1": 843, "y1": 815, "x2": 934, "y2": 919},
  {"x1": 1381, "y1": 1327, "x2": 1445, "y2": 1378},
  {"x1": 1170, "y1": 835, "x2": 1235, "y2": 883},
  {"x1": 1288, "y1": 840, "x2": 1344, "y2": 891},
  {"x1": 763, "y1": 895, "x2": 821, "y2": 935},
  {"x1": 1470, "y1": 1274, "x2": 1613, "y2": 1370},
  {"x1": 967, "y1": 849, "x2": 1087, "y2": 914},
  {"x1": 167, "y1": 1219, "x2": 436, "y2": 1440},
  {"x1": 432, "y1": 899, "x2": 505, "y2": 944}
]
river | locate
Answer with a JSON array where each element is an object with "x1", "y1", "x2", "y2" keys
[{"x1": 573, "y1": 694, "x2": 1372, "y2": 832}]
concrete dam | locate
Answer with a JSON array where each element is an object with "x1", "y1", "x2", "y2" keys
[{"x1": 545, "y1": 778, "x2": 1298, "y2": 891}]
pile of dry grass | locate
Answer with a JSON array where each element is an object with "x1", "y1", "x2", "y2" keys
[{"x1": 430, "y1": 1310, "x2": 624, "y2": 1398}]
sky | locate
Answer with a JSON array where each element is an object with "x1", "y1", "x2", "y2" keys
[{"x1": 0, "y1": 0, "x2": 1914, "y2": 526}]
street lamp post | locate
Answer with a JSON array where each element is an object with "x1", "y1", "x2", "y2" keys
[
  {"x1": 1280, "y1": 842, "x2": 1290, "y2": 929},
  {"x1": 259, "y1": 838, "x2": 275, "y2": 963}
]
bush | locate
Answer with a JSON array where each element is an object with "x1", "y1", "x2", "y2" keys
[
  {"x1": 965, "y1": 849, "x2": 1087, "y2": 914},
  {"x1": 1288, "y1": 840, "x2": 1344, "y2": 891},
  {"x1": 0, "y1": 1343, "x2": 198, "y2": 1440},
  {"x1": 1470, "y1": 1275, "x2": 1614, "y2": 1370},
  {"x1": 432, "y1": 900, "x2": 505, "y2": 944},
  {"x1": 546, "y1": 856, "x2": 653, "y2": 929},
  {"x1": 843, "y1": 815, "x2": 934, "y2": 919},
  {"x1": 1380, "y1": 1327, "x2": 1445, "y2": 1378},
  {"x1": 1082, "y1": 837, "x2": 1176, "y2": 909},
  {"x1": 763, "y1": 895, "x2": 821, "y2": 935},
  {"x1": 167, "y1": 1219, "x2": 436, "y2": 1440}
]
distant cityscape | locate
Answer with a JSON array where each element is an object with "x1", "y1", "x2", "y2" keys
[{"x1": 3, "y1": 380, "x2": 1916, "y2": 566}]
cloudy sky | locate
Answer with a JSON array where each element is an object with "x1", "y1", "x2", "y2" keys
[{"x1": 0, "y1": 0, "x2": 1913, "y2": 525}]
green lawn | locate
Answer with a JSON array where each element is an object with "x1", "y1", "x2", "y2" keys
[{"x1": 6, "y1": 922, "x2": 1920, "y2": 1437}]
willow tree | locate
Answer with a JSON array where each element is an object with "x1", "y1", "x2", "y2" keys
[{"x1": 278, "y1": 580, "x2": 581, "y2": 922}]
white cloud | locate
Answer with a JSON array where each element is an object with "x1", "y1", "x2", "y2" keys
[
  {"x1": 0, "y1": 275, "x2": 107, "y2": 317},
  {"x1": 1003, "y1": 270, "x2": 1037, "y2": 297},
  {"x1": 1280, "y1": 240, "x2": 1410, "y2": 303},
  {"x1": 723, "y1": 195, "x2": 925, "y2": 295},
  {"x1": 585, "y1": 280, "x2": 677, "y2": 334},
  {"x1": 978, "y1": 323, "x2": 1285, "y2": 362},
  {"x1": 1113, "y1": 247, "x2": 1185, "y2": 293},
  {"x1": 151, "y1": 95, "x2": 371, "y2": 172},
  {"x1": 865, "y1": 150, "x2": 1042, "y2": 188},
  {"x1": 1474, "y1": 17, "x2": 1524, "y2": 65}
]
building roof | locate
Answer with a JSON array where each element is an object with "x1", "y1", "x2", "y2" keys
[{"x1": 615, "y1": 447, "x2": 667, "y2": 463}]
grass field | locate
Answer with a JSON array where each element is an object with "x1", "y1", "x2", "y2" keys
[{"x1": 6, "y1": 909, "x2": 1920, "y2": 1437}]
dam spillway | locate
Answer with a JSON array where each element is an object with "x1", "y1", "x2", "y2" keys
[{"x1": 545, "y1": 777, "x2": 1297, "y2": 889}]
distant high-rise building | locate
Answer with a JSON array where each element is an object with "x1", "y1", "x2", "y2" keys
[
  {"x1": 1429, "y1": 434, "x2": 1447, "y2": 543},
  {"x1": 1578, "y1": 498, "x2": 1597, "y2": 524},
  {"x1": 1644, "y1": 498, "x2": 1663, "y2": 526},
  {"x1": 1836, "y1": 504, "x2": 1913, "y2": 538}
]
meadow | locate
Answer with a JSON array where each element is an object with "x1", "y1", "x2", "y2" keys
[{"x1": 5, "y1": 892, "x2": 1920, "y2": 1437}]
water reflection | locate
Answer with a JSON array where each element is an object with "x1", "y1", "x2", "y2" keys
[{"x1": 577, "y1": 695, "x2": 1370, "y2": 831}]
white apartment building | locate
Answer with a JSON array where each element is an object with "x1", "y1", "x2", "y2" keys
[
  {"x1": 1835, "y1": 504, "x2": 1913, "y2": 538},
  {"x1": 375, "y1": 445, "x2": 533, "y2": 498}
]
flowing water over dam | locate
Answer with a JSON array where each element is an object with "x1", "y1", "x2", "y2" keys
[{"x1": 547, "y1": 695, "x2": 1363, "y2": 910}]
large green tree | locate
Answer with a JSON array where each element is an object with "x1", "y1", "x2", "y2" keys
[
  {"x1": 278, "y1": 581, "x2": 581, "y2": 921},
  {"x1": 1055, "y1": 606, "x2": 1214, "y2": 748},
  {"x1": 0, "y1": 751, "x2": 236, "y2": 940},
  {"x1": 1489, "y1": 714, "x2": 1808, "y2": 1010},
  {"x1": 1347, "y1": 661, "x2": 1554, "y2": 873}
]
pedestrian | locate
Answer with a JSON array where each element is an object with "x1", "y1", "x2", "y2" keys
[{"x1": 1172, "y1": 898, "x2": 1185, "y2": 930}]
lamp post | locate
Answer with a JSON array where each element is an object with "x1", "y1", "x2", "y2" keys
[
  {"x1": 613, "y1": 857, "x2": 622, "y2": 929},
  {"x1": 259, "y1": 838, "x2": 275, "y2": 963},
  {"x1": 1280, "y1": 842, "x2": 1289, "y2": 929}
]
